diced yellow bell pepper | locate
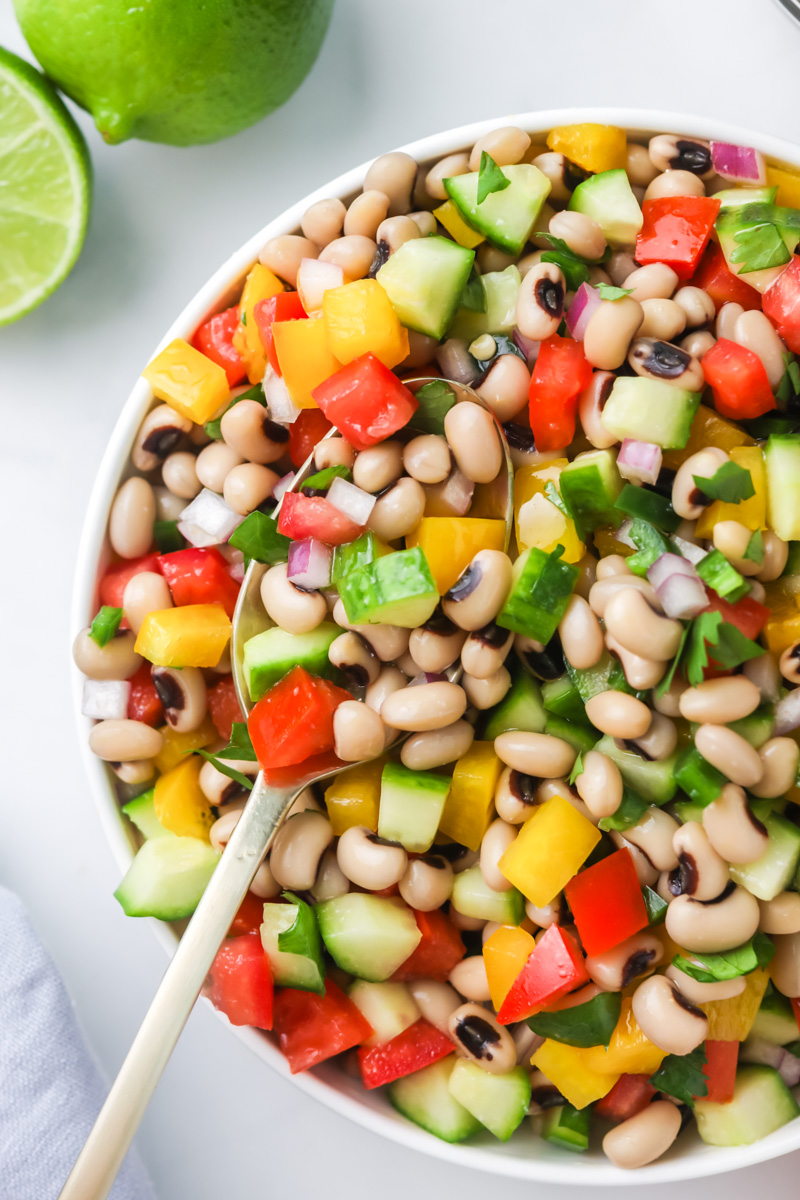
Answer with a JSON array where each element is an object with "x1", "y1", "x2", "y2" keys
[
  {"x1": 142, "y1": 339, "x2": 229, "y2": 426},
  {"x1": 433, "y1": 200, "x2": 485, "y2": 249},
  {"x1": 532, "y1": 1040, "x2": 620, "y2": 1110},
  {"x1": 528, "y1": 143, "x2": 549, "y2": 160},
  {"x1": 406, "y1": 517, "x2": 507, "y2": 593},
  {"x1": 153, "y1": 756, "x2": 215, "y2": 840},
  {"x1": 153, "y1": 714, "x2": 219, "y2": 776},
  {"x1": 763, "y1": 583, "x2": 800, "y2": 655},
  {"x1": 483, "y1": 924, "x2": 536, "y2": 1011},
  {"x1": 695, "y1": 446, "x2": 766, "y2": 537},
  {"x1": 272, "y1": 316, "x2": 341, "y2": 409},
  {"x1": 702, "y1": 967, "x2": 769, "y2": 1041},
  {"x1": 593, "y1": 526, "x2": 634, "y2": 559},
  {"x1": 498, "y1": 794, "x2": 600, "y2": 907},
  {"x1": 546, "y1": 124, "x2": 627, "y2": 174},
  {"x1": 323, "y1": 756, "x2": 386, "y2": 836},
  {"x1": 662, "y1": 405, "x2": 755, "y2": 470},
  {"x1": 513, "y1": 461, "x2": 584, "y2": 563},
  {"x1": 323, "y1": 279, "x2": 409, "y2": 369},
  {"x1": 583, "y1": 997, "x2": 667, "y2": 1076},
  {"x1": 135, "y1": 604, "x2": 231, "y2": 668},
  {"x1": 231, "y1": 263, "x2": 284, "y2": 383},
  {"x1": 767, "y1": 162, "x2": 800, "y2": 209},
  {"x1": 439, "y1": 742, "x2": 503, "y2": 851}
]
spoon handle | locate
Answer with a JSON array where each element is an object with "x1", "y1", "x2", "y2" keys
[{"x1": 59, "y1": 773, "x2": 294, "y2": 1200}]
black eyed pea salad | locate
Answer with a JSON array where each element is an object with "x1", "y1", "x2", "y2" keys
[{"x1": 73, "y1": 120, "x2": 800, "y2": 1168}]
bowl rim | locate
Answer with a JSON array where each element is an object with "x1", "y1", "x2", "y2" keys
[{"x1": 71, "y1": 106, "x2": 800, "y2": 1185}]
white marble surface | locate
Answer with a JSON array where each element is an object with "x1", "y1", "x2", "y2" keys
[{"x1": 3, "y1": 0, "x2": 800, "y2": 1194}]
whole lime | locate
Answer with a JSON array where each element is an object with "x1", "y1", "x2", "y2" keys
[{"x1": 12, "y1": 0, "x2": 334, "y2": 146}]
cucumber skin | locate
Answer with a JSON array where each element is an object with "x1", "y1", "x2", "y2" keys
[
  {"x1": 389, "y1": 1056, "x2": 483, "y2": 1143},
  {"x1": 447, "y1": 1059, "x2": 530, "y2": 1141},
  {"x1": 483, "y1": 670, "x2": 547, "y2": 739},
  {"x1": 694, "y1": 1065, "x2": 800, "y2": 1146},
  {"x1": 766, "y1": 434, "x2": 800, "y2": 541},
  {"x1": 114, "y1": 835, "x2": 219, "y2": 920},
  {"x1": 316, "y1": 894, "x2": 422, "y2": 982},
  {"x1": 600, "y1": 377, "x2": 700, "y2": 449},
  {"x1": 376, "y1": 236, "x2": 474, "y2": 340}
]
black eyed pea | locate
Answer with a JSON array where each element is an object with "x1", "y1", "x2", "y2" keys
[
  {"x1": 680, "y1": 329, "x2": 716, "y2": 360},
  {"x1": 743, "y1": 651, "x2": 782, "y2": 703},
  {"x1": 577, "y1": 370, "x2": 619, "y2": 450},
  {"x1": 72, "y1": 628, "x2": 142, "y2": 681},
  {"x1": 716, "y1": 300, "x2": 745, "y2": 341},
  {"x1": 333, "y1": 600, "x2": 411, "y2": 662},
  {"x1": 161, "y1": 450, "x2": 201, "y2": 500},
  {"x1": 259, "y1": 234, "x2": 318, "y2": 287},
  {"x1": 374, "y1": 215, "x2": 420, "y2": 255},
  {"x1": 301, "y1": 197, "x2": 346, "y2": 247},
  {"x1": 627, "y1": 711, "x2": 677, "y2": 761},
  {"x1": 756, "y1": 531, "x2": 789, "y2": 583},
  {"x1": 151, "y1": 666, "x2": 207, "y2": 733},
  {"x1": 409, "y1": 618, "x2": 466, "y2": 674},
  {"x1": 112, "y1": 760, "x2": 155, "y2": 785},
  {"x1": 672, "y1": 821, "x2": 731, "y2": 901},
  {"x1": 88, "y1": 718, "x2": 163, "y2": 762},
  {"x1": 494, "y1": 766, "x2": 540, "y2": 824},
  {"x1": 442, "y1": 550, "x2": 513, "y2": 633},
  {"x1": 476, "y1": 244, "x2": 518, "y2": 274},
  {"x1": 311, "y1": 845, "x2": 351, "y2": 903},
  {"x1": 679, "y1": 676, "x2": 761, "y2": 724},
  {"x1": 628, "y1": 336, "x2": 705, "y2": 391},
  {"x1": 648, "y1": 133, "x2": 713, "y2": 178},
  {"x1": 632, "y1": 974, "x2": 709, "y2": 1056},
  {"x1": 694, "y1": 724, "x2": 764, "y2": 788},
  {"x1": 208, "y1": 802, "x2": 246, "y2": 851},
  {"x1": 779, "y1": 640, "x2": 800, "y2": 684},
  {"x1": 401, "y1": 720, "x2": 475, "y2": 771},
  {"x1": 609, "y1": 833, "x2": 660, "y2": 887},
  {"x1": 402, "y1": 434, "x2": 451, "y2": 485},
  {"x1": 469, "y1": 126, "x2": 531, "y2": 172},
  {"x1": 450, "y1": 909, "x2": 485, "y2": 932},
  {"x1": 195, "y1": 441, "x2": 244, "y2": 493},
  {"x1": 644, "y1": 169, "x2": 706, "y2": 202},
  {"x1": 201, "y1": 759, "x2": 252, "y2": 808},
  {"x1": 671, "y1": 447, "x2": 729, "y2": 519},
  {"x1": 770, "y1": 933, "x2": 800, "y2": 997},
  {"x1": 665, "y1": 883, "x2": 761, "y2": 953},
  {"x1": 558, "y1": 594, "x2": 604, "y2": 670},
  {"x1": 585, "y1": 931, "x2": 664, "y2": 991},
  {"x1": 333, "y1": 700, "x2": 386, "y2": 762},
  {"x1": 408, "y1": 979, "x2": 462, "y2": 1033},
  {"x1": 637, "y1": 297, "x2": 687, "y2": 342},
  {"x1": 344, "y1": 189, "x2": 390, "y2": 240},
  {"x1": 575, "y1": 750, "x2": 623, "y2": 819},
  {"x1": 449, "y1": 956, "x2": 492, "y2": 1003},
  {"x1": 476, "y1": 355, "x2": 532, "y2": 423},
  {"x1": 447, "y1": 1002, "x2": 517, "y2": 1074},
  {"x1": 329, "y1": 631, "x2": 379, "y2": 688},
  {"x1": 624, "y1": 808, "x2": 680, "y2": 872},
  {"x1": 673, "y1": 284, "x2": 716, "y2": 328},
  {"x1": 270, "y1": 810, "x2": 334, "y2": 891},
  {"x1": 188, "y1": 423, "x2": 212, "y2": 447},
  {"x1": 480, "y1": 818, "x2": 517, "y2": 892},
  {"x1": 288, "y1": 786, "x2": 324, "y2": 818},
  {"x1": 702, "y1": 783, "x2": 769, "y2": 864},
  {"x1": 390, "y1": 648, "x2": 418, "y2": 677},
  {"x1": 250, "y1": 859, "x2": 281, "y2": 900},
  {"x1": 153, "y1": 484, "x2": 188, "y2": 522},
  {"x1": 652, "y1": 672, "x2": 687, "y2": 718},
  {"x1": 401, "y1": 331, "x2": 440, "y2": 370},
  {"x1": 367, "y1": 476, "x2": 426, "y2": 542},
  {"x1": 399, "y1": 855, "x2": 454, "y2": 911},
  {"x1": 221, "y1": 402, "x2": 289, "y2": 465},
  {"x1": 626, "y1": 142, "x2": 659, "y2": 187},
  {"x1": 109, "y1": 476, "x2": 156, "y2": 559},
  {"x1": 548, "y1": 209, "x2": 606, "y2": 260},
  {"x1": 573, "y1": 551, "x2": 599, "y2": 601},
  {"x1": 712, "y1": 519, "x2": 763, "y2": 576},
  {"x1": 223, "y1": 463, "x2": 279, "y2": 517},
  {"x1": 750, "y1": 737, "x2": 800, "y2": 799},
  {"x1": 758, "y1": 892, "x2": 800, "y2": 936},
  {"x1": 336, "y1": 825, "x2": 407, "y2": 890},
  {"x1": 596, "y1": 554, "x2": 632, "y2": 580},
  {"x1": 319, "y1": 235, "x2": 377, "y2": 281},
  {"x1": 607, "y1": 250, "x2": 638, "y2": 286},
  {"x1": 493, "y1": 730, "x2": 576, "y2": 778},
  {"x1": 133, "y1": 404, "x2": 193, "y2": 472},
  {"x1": 425, "y1": 152, "x2": 470, "y2": 201},
  {"x1": 312, "y1": 436, "x2": 356, "y2": 472},
  {"x1": 352, "y1": 440, "x2": 404, "y2": 493},
  {"x1": 516, "y1": 249, "x2": 543, "y2": 278},
  {"x1": 462, "y1": 666, "x2": 511, "y2": 710},
  {"x1": 525, "y1": 897, "x2": 564, "y2": 928},
  {"x1": 460, "y1": 622, "x2": 513, "y2": 680},
  {"x1": 531, "y1": 152, "x2": 577, "y2": 203},
  {"x1": 664, "y1": 963, "x2": 745, "y2": 1003},
  {"x1": 734, "y1": 309, "x2": 787, "y2": 389},
  {"x1": 443, "y1": 401, "x2": 503, "y2": 486},
  {"x1": 261, "y1": 562, "x2": 327, "y2": 635},
  {"x1": 602, "y1": 1100, "x2": 683, "y2": 1170},
  {"x1": 365, "y1": 666, "x2": 407, "y2": 730},
  {"x1": 363, "y1": 151, "x2": 417, "y2": 216},
  {"x1": 380, "y1": 681, "x2": 468, "y2": 732},
  {"x1": 582, "y1": 296, "x2": 644, "y2": 371},
  {"x1": 603, "y1": 587, "x2": 683, "y2": 662},
  {"x1": 584, "y1": 690, "x2": 652, "y2": 739}
]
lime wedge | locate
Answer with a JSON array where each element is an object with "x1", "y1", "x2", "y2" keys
[{"x1": 0, "y1": 46, "x2": 91, "y2": 325}]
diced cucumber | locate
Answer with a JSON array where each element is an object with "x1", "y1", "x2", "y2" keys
[
  {"x1": 541, "y1": 1103, "x2": 591, "y2": 1153},
  {"x1": 448, "y1": 265, "x2": 521, "y2": 341},
  {"x1": 545, "y1": 714, "x2": 597, "y2": 754},
  {"x1": 444, "y1": 164, "x2": 551, "y2": 255},
  {"x1": 243, "y1": 622, "x2": 340, "y2": 702},
  {"x1": 730, "y1": 812, "x2": 800, "y2": 901},
  {"x1": 541, "y1": 674, "x2": 587, "y2": 724},
  {"x1": 260, "y1": 895, "x2": 325, "y2": 993},
  {"x1": 332, "y1": 531, "x2": 391, "y2": 584},
  {"x1": 715, "y1": 186, "x2": 778, "y2": 210},
  {"x1": 389, "y1": 1055, "x2": 482, "y2": 1143},
  {"x1": 766, "y1": 434, "x2": 800, "y2": 541},
  {"x1": 482, "y1": 666, "x2": 547, "y2": 739},
  {"x1": 727, "y1": 704, "x2": 775, "y2": 748},
  {"x1": 694, "y1": 1065, "x2": 800, "y2": 1146},
  {"x1": 593, "y1": 734, "x2": 678, "y2": 804},
  {"x1": 568, "y1": 169, "x2": 643, "y2": 247},
  {"x1": 349, "y1": 980, "x2": 420, "y2": 1047},
  {"x1": 376, "y1": 235, "x2": 475, "y2": 340},
  {"x1": 751, "y1": 986, "x2": 800, "y2": 1045},
  {"x1": 673, "y1": 797, "x2": 710, "y2": 824},
  {"x1": 316, "y1": 893, "x2": 421, "y2": 981},
  {"x1": 560, "y1": 449, "x2": 624, "y2": 537},
  {"x1": 497, "y1": 547, "x2": 579, "y2": 644},
  {"x1": 339, "y1": 546, "x2": 439, "y2": 628},
  {"x1": 113, "y1": 836, "x2": 218, "y2": 920},
  {"x1": 447, "y1": 1060, "x2": 530, "y2": 1141},
  {"x1": 600, "y1": 377, "x2": 701, "y2": 449},
  {"x1": 716, "y1": 202, "x2": 800, "y2": 293},
  {"x1": 451, "y1": 864, "x2": 525, "y2": 924},
  {"x1": 122, "y1": 789, "x2": 169, "y2": 840},
  {"x1": 566, "y1": 651, "x2": 617, "y2": 702},
  {"x1": 674, "y1": 745, "x2": 725, "y2": 807},
  {"x1": 378, "y1": 761, "x2": 450, "y2": 853}
]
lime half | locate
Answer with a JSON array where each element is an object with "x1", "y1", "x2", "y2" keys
[{"x1": 0, "y1": 46, "x2": 91, "y2": 326}]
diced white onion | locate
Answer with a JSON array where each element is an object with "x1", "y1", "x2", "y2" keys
[
  {"x1": 177, "y1": 488, "x2": 245, "y2": 546},
  {"x1": 263, "y1": 366, "x2": 301, "y2": 425},
  {"x1": 669, "y1": 535, "x2": 708, "y2": 564},
  {"x1": 273, "y1": 472, "x2": 296, "y2": 503},
  {"x1": 296, "y1": 257, "x2": 345, "y2": 314},
  {"x1": 775, "y1": 688, "x2": 800, "y2": 735},
  {"x1": 326, "y1": 476, "x2": 375, "y2": 525},
  {"x1": 82, "y1": 679, "x2": 131, "y2": 721}
]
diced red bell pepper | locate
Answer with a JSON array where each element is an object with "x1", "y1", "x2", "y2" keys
[
  {"x1": 357, "y1": 1019, "x2": 454, "y2": 1090},
  {"x1": 126, "y1": 662, "x2": 163, "y2": 726},
  {"x1": 496, "y1": 924, "x2": 589, "y2": 1025},
  {"x1": 528, "y1": 335, "x2": 593, "y2": 452},
  {"x1": 206, "y1": 934, "x2": 273, "y2": 1029},
  {"x1": 228, "y1": 891, "x2": 266, "y2": 937},
  {"x1": 690, "y1": 242, "x2": 762, "y2": 312},
  {"x1": 254, "y1": 292, "x2": 307, "y2": 376},
  {"x1": 763, "y1": 255, "x2": 800, "y2": 355},
  {"x1": 391, "y1": 909, "x2": 465, "y2": 982},
  {"x1": 248, "y1": 665, "x2": 351, "y2": 770},
  {"x1": 701, "y1": 337, "x2": 775, "y2": 421},
  {"x1": 192, "y1": 305, "x2": 247, "y2": 387},
  {"x1": 100, "y1": 553, "x2": 162, "y2": 610},
  {"x1": 701, "y1": 589, "x2": 770, "y2": 641},
  {"x1": 277, "y1": 491, "x2": 364, "y2": 546},
  {"x1": 158, "y1": 546, "x2": 241, "y2": 618},
  {"x1": 311, "y1": 353, "x2": 418, "y2": 451},
  {"x1": 594, "y1": 1074, "x2": 657, "y2": 1122},
  {"x1": 207, "y1": 676, "x2": 244, "y2": 741},
  {"x1": 288, "y1": 408, "x2": 334, "y2": 468},
  {"x1": 791, "y1": 997, "x2": 800, "y2": 1034},
  {"x1": 565, "y1": 849, "x2": 649, "y2": 957},
  {"x1": 272, "y1": 979, "x2": 373, "y2": 1073},
  {"x1": 700, "y1": 1040, "x2": 739, "y2": 1104},
  {"x1": 635, "y1": 196, "x2": 721, "y2": 280}
]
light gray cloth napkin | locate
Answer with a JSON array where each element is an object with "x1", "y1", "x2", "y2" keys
[{"x1": 0, "y1": 887, "x2": 157, "y2": 1200}]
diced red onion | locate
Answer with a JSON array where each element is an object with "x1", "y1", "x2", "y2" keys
[
  {"x1": 426, "y1": 468, "x2": 475, "y2": 517},
  {"x1": 741, "y1": 1037, "x2": 800, "y2": 1087},
  {"x1": 647, "y1": 552, "x2": 698, "y2": 590},
  {"x1": 436, "y1": 338, "x2": 481, "y2": 385},
  {"x1": 82, "y1": 679, "x2": 131, "y2": 721},
  {"x1": 273, "y1": 472, "x2": 296, "y2": 502},
  {"x1": 217, "y1": 544, "x2": 246, "y2": 583},
  {"x1": 326, "y1": 476, "x2": 375, "y2": 525},
  {"x1": 409, "y1": 672, "x2": 446, "y2": 687},
  {"x1": 617, "y1": 439, "x2": 662, "y2": 486},
  {"x1": 296, "y1": 257, "x2": 344, "y2": 314},
  {"x1": 565, "y1": 282, "x2": 601, "y2": 341},
  {"x1": 512, "y1": 327, "x2": 540, "y2": 367},
  {"x1": 263, "y1": 366, "x2": 301, "y2": 424},
  {"x1": 657, "y1": 573, "x2": 709, "y2": 620},
  {"x1": 178, "y1": 488, "x2": 245, "y2": 546},
  {"x1": 710, "y1": 141, "x2": 767, "y2": 186},
  {"x1": 670, "y1": 535, "x2": 708, "y2": 564},
  {"x1": 615, "y1": 519, "x2": 636, "y2": 549},
  {"x1": 775, "y1": 687, "x2": 800, "y2": 735},
  {"x1": 287, "y1": 538, "x2": 332, "y2": 590}
]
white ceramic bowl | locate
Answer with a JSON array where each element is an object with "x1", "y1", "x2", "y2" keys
[{"x1": 72, "y1": 107, "x2": 800, "y2": 1185}]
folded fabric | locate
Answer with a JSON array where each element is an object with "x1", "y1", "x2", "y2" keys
[{"x1": 0, "y1": 886, "x2": 157, "y2": 1200}]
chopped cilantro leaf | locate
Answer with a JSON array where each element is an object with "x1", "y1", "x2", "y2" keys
[
  {"x1": 544, "y1": 480, "x2": 569, "y2": 516},
  {"x1": 650, "y1": 1046, "x2": 708, "y2": 1107},
  {"x1": 459, "y1": 266, "x2": 486, "y2": 313},
  {"x1": 730, "y1": 222, "x2": 791, "y2": 273},
  {"x1": 672, "y1": 933, "x2": 775, "y2": 984},
  {"x1": 536, "y1": 233, "x2": 609, "y2": 292},
  {"x1": 568, "y1": 752, "x2": 584, "y2": 785},
  {"x1": 477, "y1": 152, "x2": 511, "y2": 204},
  {"x1": 195, "y1": 721, "x2": 258, "y2": 792},
  {"x1": 695, "y1": 549, "x2": 750, "y2": 603},
  {"x1": 596, "y1": 284, "x2": 634, "y2": 301},
  {"x1": 743, "y1": 528, "x2": 765, "y2": 565},
  {"x1": 692, "y1": 461, "x2": 755, "y2": 504}
]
